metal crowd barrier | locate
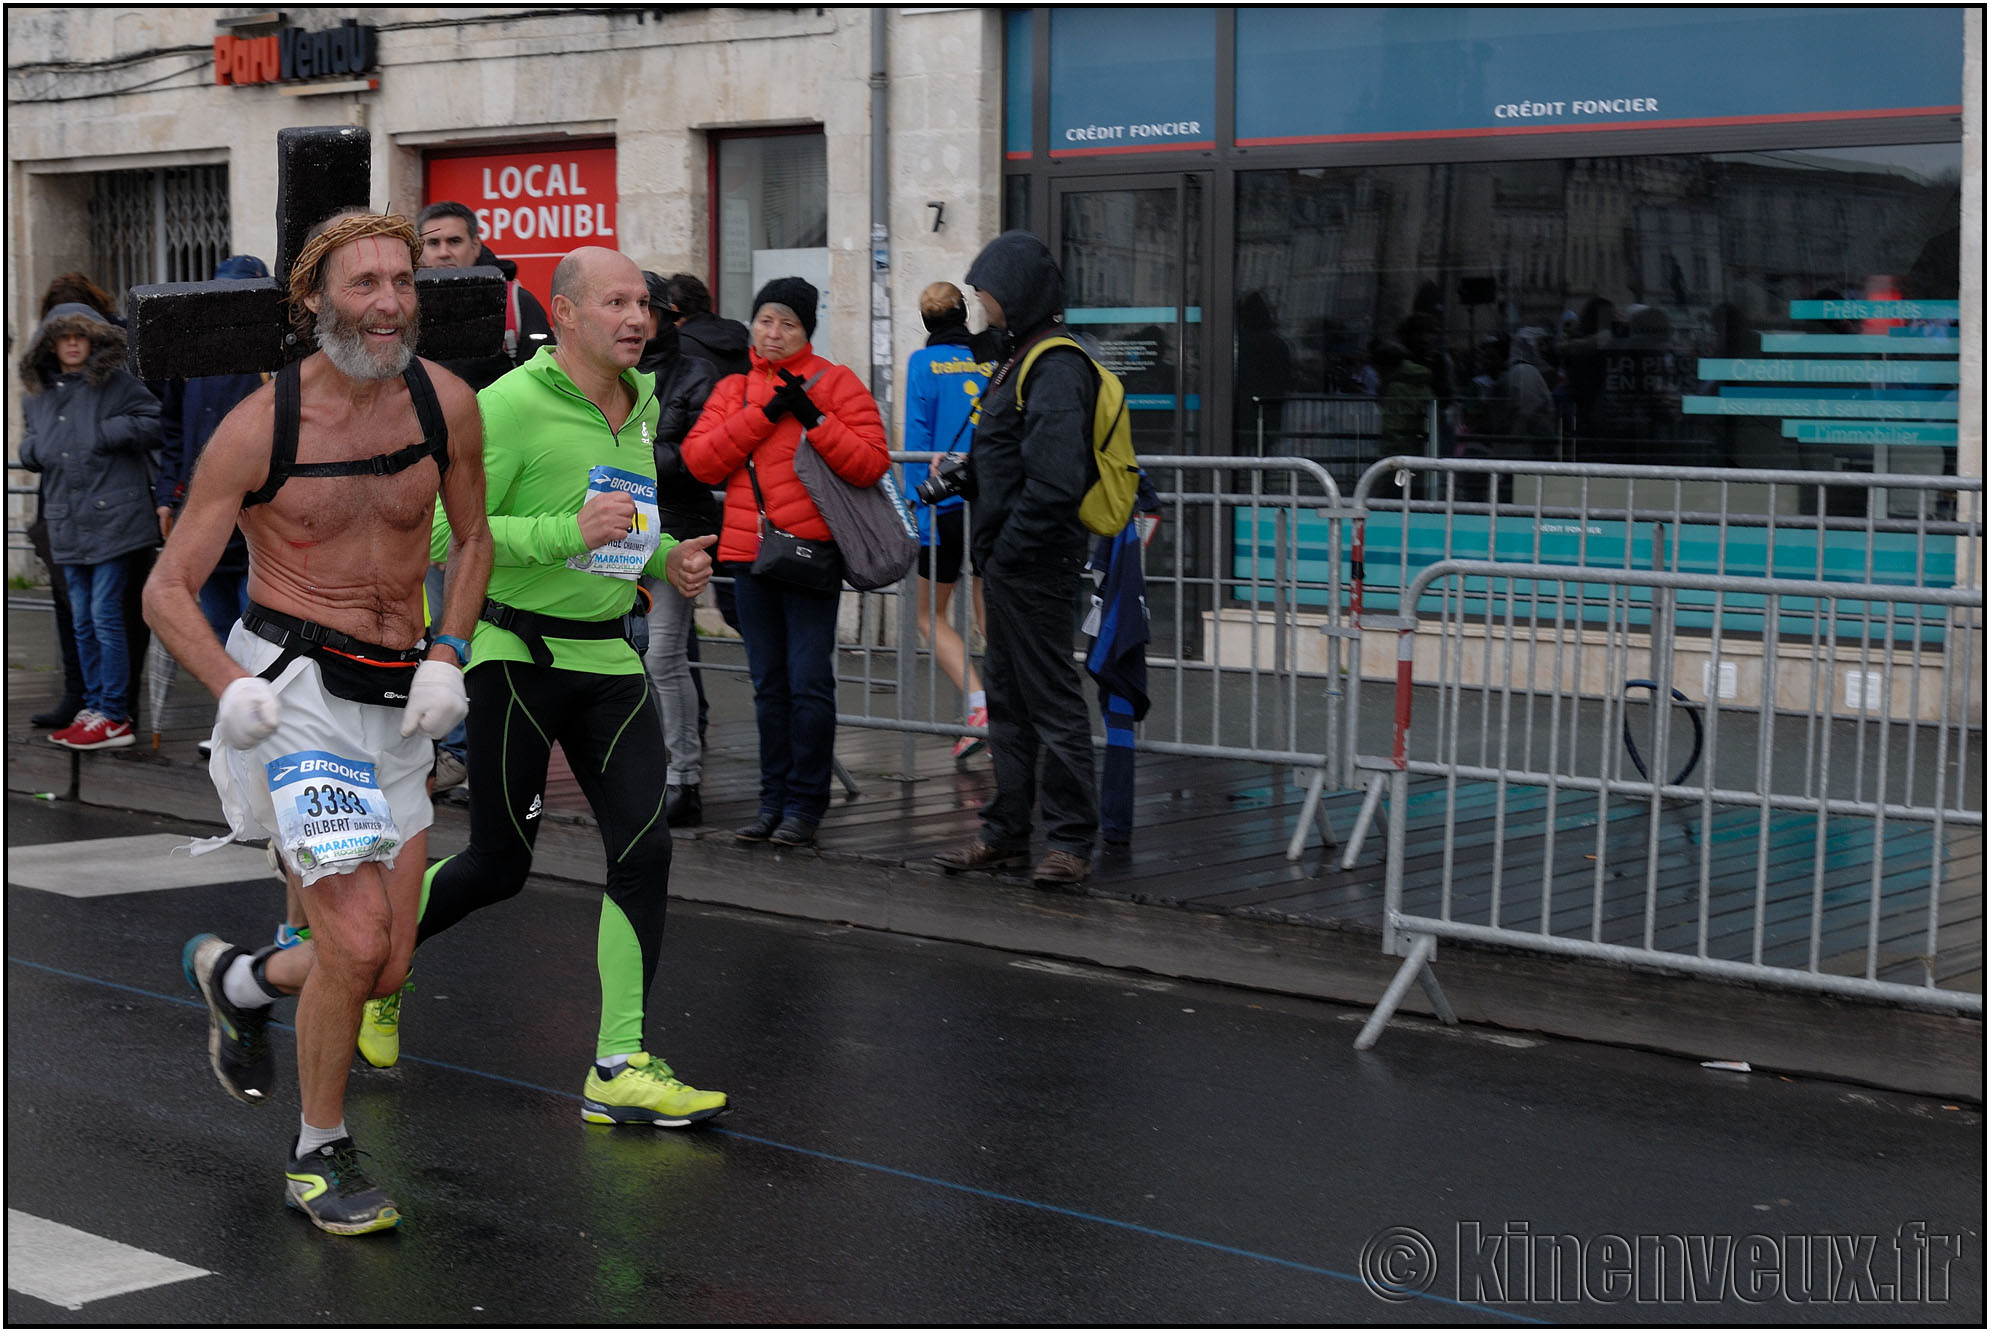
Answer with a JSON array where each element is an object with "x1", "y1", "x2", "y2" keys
[
  {"x1": 832, "y1": 452, "x2": 1353, "y2": 859},
  {"x1": 1341, "y1": 458, "x2": 1983, "y2": 1046}
]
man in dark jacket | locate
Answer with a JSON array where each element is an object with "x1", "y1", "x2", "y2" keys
[
  {"x1": 665, "y1": 272, "x2": 751, "y2": 381},
  {"x1": 640, "y1": 270, "x2": 718, "y2": 826},
  {"x1": 155, "y1": 255, "x2": 270, "y2": 642},
  {"x1": 933, "y1": 230, "x2": 1099, "y2": 887},
  {"x1": 415, "y1": 202, "x2": 553, "y2": 790},
  {"x1": 18, "y1": 302, "x2": 163, "y2": 749},
  {"x1": 417, "y1": 201, "x2": 554, "y2": 390}
]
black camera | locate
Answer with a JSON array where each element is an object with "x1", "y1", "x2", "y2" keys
[{"x1": 915, "y1": 452, "x2": 975, "y2": 506}]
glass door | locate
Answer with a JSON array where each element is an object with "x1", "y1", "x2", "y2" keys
[{"x1": 1051, "y1": 173, "x2": 1209, "y2": 655}]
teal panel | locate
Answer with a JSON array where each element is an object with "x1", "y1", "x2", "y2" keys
[{"x1": 1230, "y1": 511, "x2": 1958, "y2": 643}]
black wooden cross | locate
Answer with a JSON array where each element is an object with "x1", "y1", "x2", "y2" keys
[{"x1": 126, "y1": 125, "x2": 505, "y2": 380}]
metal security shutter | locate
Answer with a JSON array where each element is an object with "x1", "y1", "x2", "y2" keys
[{"x1": 90, "y1": 164, "x2": 230, "y2": 312}]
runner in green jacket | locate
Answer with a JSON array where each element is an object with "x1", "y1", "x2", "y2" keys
[{"x1": 374, "y1": 247, "x2": 726, "y2": 1129}]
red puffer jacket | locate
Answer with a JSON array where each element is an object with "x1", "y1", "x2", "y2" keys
[{"x1": 682, "y1": 345, "x2": 891, "y2": 564}]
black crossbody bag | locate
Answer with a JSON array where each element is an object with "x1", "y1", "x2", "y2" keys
[{"x1": 746, "y1": 456, "x2": 843, "y2": 592}]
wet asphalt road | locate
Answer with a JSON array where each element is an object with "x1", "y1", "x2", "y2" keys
[{"x1": 5, "y1": 795, "x2": 1982, "y2": 1325}]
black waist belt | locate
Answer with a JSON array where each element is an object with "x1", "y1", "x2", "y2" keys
[
  {"x1": 242, "y1": 603, "x2": 424, "y2": 663},
  {"x1": 480, "y1": 590, "x2": 650, "y2": 669},
  {"x1": 240, "y1": 603, "x2": 426, "y2": 707}
]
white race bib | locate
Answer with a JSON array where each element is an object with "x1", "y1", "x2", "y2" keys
[
  {"x1": 567, "y1": 461, "x2": 660, "y2": 580},
  {"x1": 266, "y1": 749, "x2": 402, "y2": 874}
]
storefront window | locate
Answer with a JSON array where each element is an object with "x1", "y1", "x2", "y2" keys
[
  {"x1": 1234, "y1": 143, "x2": 1961, "y2": 516},
  {"x1": 714, "y1": 131, "x2": 829, "y2": 355}
]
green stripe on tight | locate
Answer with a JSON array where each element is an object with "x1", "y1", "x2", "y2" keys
[{"x1": 596, "y1": 896, "x2": 645, "y2": 1058}]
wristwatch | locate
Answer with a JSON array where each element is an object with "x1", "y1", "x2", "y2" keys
[{"x1": 431, "y1": 633, "x2": 471, "y2": 667}]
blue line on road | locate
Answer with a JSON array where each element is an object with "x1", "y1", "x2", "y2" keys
[{"x1": 9, "y1": 956, "x2": 1543, "y2": 1325}]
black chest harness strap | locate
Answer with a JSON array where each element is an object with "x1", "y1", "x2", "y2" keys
[{"x1": 243, "y1": 357, "x2": 451, "y2": 509}]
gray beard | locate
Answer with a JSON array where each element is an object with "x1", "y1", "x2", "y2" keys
[{"x1": 316, "y1": 303, "x2": 414, "y2": 381}]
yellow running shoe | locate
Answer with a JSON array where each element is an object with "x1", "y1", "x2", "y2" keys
[
  {"x1": 581, "y1": 1053, "x2": 727, "y2": 1127},
  {"x1": 356, "y1": 976, "x2": 409, "y2": 1069}
]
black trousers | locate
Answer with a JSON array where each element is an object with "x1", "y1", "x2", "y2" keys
[
  {"x1": 979, "y1": 566, "x2": 1098, "y2": 856},
  {"x1": 417, "y1": 662, "x2": 672, "y2": 1055}
]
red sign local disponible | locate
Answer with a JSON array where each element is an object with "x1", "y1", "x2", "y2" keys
[{"x1": 424, "y1": 144, "x2": 618, "y2": 311}]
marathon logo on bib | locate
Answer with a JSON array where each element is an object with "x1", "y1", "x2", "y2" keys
[
  {"x1": 266, "y1": 748, "x2": 401, "y2": 873},
  {"x1": 567, "y1": 464, "x2": 660, "y2": 580}
]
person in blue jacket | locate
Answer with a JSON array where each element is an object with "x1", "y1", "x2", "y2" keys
[{"x1": 901, "y1": 282, "x2": 1001, "y2": 759}]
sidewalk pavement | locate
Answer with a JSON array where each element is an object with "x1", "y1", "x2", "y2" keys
[{"x1": 6, "y1": 598, "x2": 1980, "y2": 1099}]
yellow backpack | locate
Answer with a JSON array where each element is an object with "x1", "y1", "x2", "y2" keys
[{"x1": 1015, "y1": 334, "x2": 1140, "y2": 537}]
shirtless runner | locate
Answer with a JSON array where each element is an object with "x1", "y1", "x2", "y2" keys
[{"x1": 143, "y1": 210, "x2": 493, "y2": 1235}]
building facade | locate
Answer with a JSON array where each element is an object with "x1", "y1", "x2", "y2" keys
[{"x1": 8, "y1": 7, "x2": 1982, "y2": 706}]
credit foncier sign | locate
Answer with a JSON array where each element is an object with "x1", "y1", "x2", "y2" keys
[{"x1": 424, "y1": 145, "x2": 618, "y2": 305}]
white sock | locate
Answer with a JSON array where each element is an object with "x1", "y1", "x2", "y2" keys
[
  {"x1": 596, "y1": 1052, "x2": 631, "y2": 1074},
  {"x1": 222, "y1": 955, "x2": 278, "y2": 1010},
  {"x1": 296, "y1": 1118, "x2": 347, "y2": 1157},
  {"x1": 968, "y1": 691, "x2": 986, "y2": 711}
]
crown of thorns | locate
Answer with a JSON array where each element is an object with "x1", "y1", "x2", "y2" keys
[{"x1": 286, "y1": 212, "x2": 422, "y2": 334}]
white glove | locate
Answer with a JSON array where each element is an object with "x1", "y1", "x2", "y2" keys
[
  {"x1": 400, "y1": 658, "x2": 468, "y2": 739},
  {"x1": 216, "y1": 676, "x2": 282, "y2": 751}
]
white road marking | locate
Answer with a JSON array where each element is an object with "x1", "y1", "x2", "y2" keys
[
  {"x1": 1008, "y1": 958, "x2": 1178, "y2": 992},
  {"x1": 7, "y1": 834, "x2": 271, "y2": 897},
  {"x1": 6, "y1": 1210, "x2": 209, "y2": 1310}
]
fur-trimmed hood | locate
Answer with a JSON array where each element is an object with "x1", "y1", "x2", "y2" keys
[{"x1": 20, "y1": 302, "x2": 128, "y2": 394}]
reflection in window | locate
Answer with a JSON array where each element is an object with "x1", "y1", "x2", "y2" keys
[
  {"x1": 1235, "y1": 144, "x2": 1961, "y2": 514},
  {"x1": 714, "y1": 133, "x2": 828, "y2": 324}
]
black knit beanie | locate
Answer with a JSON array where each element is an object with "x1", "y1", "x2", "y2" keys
[{"x1": 752, "y1": 277, "x2": 818, "y2": 340}]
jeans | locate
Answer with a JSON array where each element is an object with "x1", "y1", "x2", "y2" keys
[
  {"x1": 642, "y1": 575, "x2": 702, "y2": 785},
  {"x1": 198, "y1": 568, "x2": 251, "y2": 642},
  {"x1": 979, "y1": 566, "x2": 1098, "y2": 856},
  {"x1": 730, "y1": 568, "x2": 841, "y2": 824},
  {"x1": 63, "y1": 561, "x2": 129, "y2": 720}
]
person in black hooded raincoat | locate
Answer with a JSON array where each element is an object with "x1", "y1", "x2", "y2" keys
[{"x1": 932, "y1": 230, "x2": 1100, "y2": 888}]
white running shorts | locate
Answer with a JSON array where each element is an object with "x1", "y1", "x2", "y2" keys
[{"x1": 186, "y1": 623, "x2": 434, "y2": 887}]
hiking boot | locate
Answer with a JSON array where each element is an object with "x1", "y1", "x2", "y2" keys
[
  {"x1": 1032, "y1": 849, "x2": 1091, "y2": 888},
  {"x1": 181, "y1": 934, "x2": 274, "y2": 1105},
  {"x1": 734, "y1": 811, "x2": 780, "y2": 843},
  {"x1": 951, "y1": 705, "x2": 989, "y2": 760},
  {"x1": 933, "y1": 840, "x2": 1029, "y2": 874},
  {"x1": 284, "y1": 1137, "x2": 401, "y2": 1235},
  {"x1": 769, "y1": 816, "x2": 818, "y2": 848},
  {"x1": 580, "y1": 1053, "x2": 728, "y2": 1127},
  {"x1": 31, "y1": 697, "x2": 83, "y2": 729},
  {"x1": 357, "y1": 975, "x2": 410, "y2": 1069}
]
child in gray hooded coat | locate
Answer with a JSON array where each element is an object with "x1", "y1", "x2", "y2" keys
[{"x1": 18, "y1": 301, "x2": 162, "y2": 749}]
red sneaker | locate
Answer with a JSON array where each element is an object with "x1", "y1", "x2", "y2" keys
[
  {"x1": 951, "y1": 705, "x2": 989, "y2": 760},
  {"x1": 53, "y1": 712, "x2": 134, "y2": 750},
  {"x1": 48, "y1": 710, "x2": 101, "y2": 746}
]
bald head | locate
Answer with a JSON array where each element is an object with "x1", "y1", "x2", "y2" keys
[
  {"x1": 549, "y1": 247, "x2": 651, "y2": 378},
  {"x1": 552, "y1": 247, "x2": 638, "y2": 307}
]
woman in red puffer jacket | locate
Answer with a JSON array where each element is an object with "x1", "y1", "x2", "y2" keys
[{"x1": 682, "y1": 277, "x2": 889, "y2": 848}]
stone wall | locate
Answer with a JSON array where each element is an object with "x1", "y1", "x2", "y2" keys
[{"x1": 6, "y1": 5, "x2": 996, "y2": 578}]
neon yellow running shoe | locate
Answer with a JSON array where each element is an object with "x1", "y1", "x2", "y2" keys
[
  {"x1": 581, "y1": 1053, "x2": 727, "y2": 1127},
  {"x1": 356, "y1": 976, "x2": 409, "y2": 1069}
]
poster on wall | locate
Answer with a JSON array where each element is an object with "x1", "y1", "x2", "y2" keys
[
  {"x1": 423, "y1": 143, "x2": 617, "y2": 310},
  {"x1": 750, "y1": 247, "x2": 832, "y2": 364}
]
